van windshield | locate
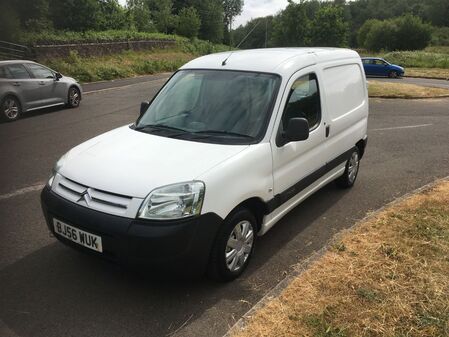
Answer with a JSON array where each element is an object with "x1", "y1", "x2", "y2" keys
[{"x1": 135, "y1": 70, "x2": 281, "y2": 144}]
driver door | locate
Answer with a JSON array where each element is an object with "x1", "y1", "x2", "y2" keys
[{"x1": 24, "y1": 63, "x2": 62, "y2": 106}]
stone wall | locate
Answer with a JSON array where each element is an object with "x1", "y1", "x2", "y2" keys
[{"x1": 32, "y1": 39, "x2": 176, "y2": 60}]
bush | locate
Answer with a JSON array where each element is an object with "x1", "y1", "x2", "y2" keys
[{"x1": 431, "y1": 27, "x2": 449, "y2": 46}]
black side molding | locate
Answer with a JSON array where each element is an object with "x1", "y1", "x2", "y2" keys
[{"x1": 266, "y1": 147, "x2": 355, "y2": 213}]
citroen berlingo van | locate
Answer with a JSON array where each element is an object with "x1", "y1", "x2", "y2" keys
[{"x1": 41, "y1": 48, "x2": 368, "y2": 281}]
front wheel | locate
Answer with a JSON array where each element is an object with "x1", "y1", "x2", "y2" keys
[
  {"x1": 67, "y1": 87, "x2": 81, "y2": 108},
  {"x1": 208, "y1": 208, "x2": 256, "y2": 282},
  {"x1": 388, "y1": 71, "x2": 398, "y2": 78},
  {"x1": 336, "y1": 148, "x2": 360, "y2": 188},
  {"x1": 1, "y1": 96, "x2": 21, "y2": 122}
]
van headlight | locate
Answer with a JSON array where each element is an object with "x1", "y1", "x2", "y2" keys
[
  {"x1": 138, "y1": 181, "x2": 205, "y2": 220},
  {"x1": 47, "y1": 153, "x2": 68, "y2": 187}
]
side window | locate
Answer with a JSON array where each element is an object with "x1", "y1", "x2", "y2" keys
[
  {"x1": 362, "y1": 59, "x2": 370, "y2": 64},
  {"x1": 0, "y1": 66, "x2": 11, "y2": 79},
  {"x1": 27, "y1": 63, "x2": 54, "y2": 79},
  {"x1": 281, "y1": 73, "x2": 321, "y2": 131},
  {"x1": 6, "y1": 64, "x2": 31, "y2": 79}
]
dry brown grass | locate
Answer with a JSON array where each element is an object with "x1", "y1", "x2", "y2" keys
[
  {"x1": 368, "y1": 80, "x2": 449, "y2": 98},
  {"x1": 232, "y1": 180, "x2": 449, "y2": 337},
  {"x1": 407, "y1": 68, "x2": 449, "y2": 80}
]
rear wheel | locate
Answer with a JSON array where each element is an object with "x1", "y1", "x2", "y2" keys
[
  {"x1": 1, "y1": 96, "x2": 21, "y2": 122},
  {"x1": 336, "y1": 148, "x2": 360, "y2": 188},
  {"x1": 67, "y1": 87, "x2": 81, "y2": 108},
  {"x1": 208, "y1": 208, "x2": 256, "y2": 281}
]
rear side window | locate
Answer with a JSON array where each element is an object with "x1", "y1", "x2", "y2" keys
[
  {"x1": 362, "y1": 59, "x2": 371, "y2": 64},
  {"x1": 27, "y1": 63, "x2": 54, "y2": 79},
  {"x1": 281, "y1": 73, "x2": 321, "y2": 131},
  {"x1": 322, "y1": 64, "x2": 366, "y2": 122},
  {"x1": 0, "y1": 66, "x2": 11, "y2": 78},
  {"x1": 6, "y1": 64, "x2": 30, "y2": 79}
]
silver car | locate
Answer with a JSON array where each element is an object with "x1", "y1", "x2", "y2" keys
[{"x1": 0, "y1": 60, "x2": 82, "y2": 121}]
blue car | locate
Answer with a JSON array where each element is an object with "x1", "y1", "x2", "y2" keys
[{"x1": 362, "y1": 57, "x2": 405, "y2": 78}]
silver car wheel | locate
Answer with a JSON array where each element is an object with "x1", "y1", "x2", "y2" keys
[
  {"x1": 225, "y1": 220, "x2": 254, "y2": 272},
  {"x1": 3, "y1": 98, "x2": 19, "y2": 120},
  {"x1": 348, "y1": 151, "x2": 359, "y2": 184},
  {"x1": 69, "y1": 87, "x2": 80, "y2": 107}
]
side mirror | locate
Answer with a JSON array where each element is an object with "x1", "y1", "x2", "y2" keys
[
  {"x1": 140, "y1": 101, "x2": 150, "y2": 116},
  {"x1": 278, "y1": 117, "x2": 309, "y2": 146},
  {"x1": 55, "y1": 72, "x2": 63, "y2": 80}
]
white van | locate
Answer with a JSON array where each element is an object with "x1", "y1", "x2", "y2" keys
[{"x1": 41, "y1": 48, "x2": 368, "y2": 281}]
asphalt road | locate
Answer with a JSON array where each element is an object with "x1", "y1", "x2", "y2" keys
[
  {"x1": 370, "y1": 76, "x2": 449, "y2": 89},
  {"x1": 1, "y1": 75, "x2": 449, "y2": 337}
]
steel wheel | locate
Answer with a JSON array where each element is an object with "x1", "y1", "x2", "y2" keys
[
  {"x1": 2, "y1": 96, "x2": 21, "y2": 121},
  {"x1": 389, "y1": 71, "x2": 398, "y2": 78},
  {"x1": 225, "y1": 220, "x2": 254, "y2": 272},
  {"x1": 347, "y1": 151, "x2": 359, "y2": 184},
  {"x1": 336, "y1": 148, "x2": 360, "y2": 188},
  {"x1": 68, "y1": 87, "x2": 80, "y2": 107}
]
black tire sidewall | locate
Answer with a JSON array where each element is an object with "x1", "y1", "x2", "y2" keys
[
  {"x1": 68, "y1": 87, "x2": 80, "y2": 108},
  {"x1": 336, "y1": 147, "x2": 360, "y2": 188},
  {"x1": 209, "y1": 208, "x2": 257, "y2": 282},
  {"x1": 1, "y1": 95, "x2": 21, "y2": 121}
]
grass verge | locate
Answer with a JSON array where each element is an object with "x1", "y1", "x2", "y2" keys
[
  {"x1": 231, "y1": 179, "x2": 449, "y2": 337},
  {"x1": 368, "y1": 80, "x2": 449, "y2": 98},
  {"x1": 406, "y1": 68, "x2": 449, "y2": 80},
  {"x1": 44, "y1": 49, "x2": 194, "y2": 83}
]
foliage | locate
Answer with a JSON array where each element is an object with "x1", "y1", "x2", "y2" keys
[
  {"x1": 233, "y1": 16, "x2": 274, "y2": 49},
  {"x1": 309, "y1": 6, "x2": 348, "y2": 47},
  {"x1": 49, "y1": 0, "x2": 101, "y2": 31},
  {"x1": 431, "y1": 27, "x2": 449, "y2": 46},
  {"x1": 176, "y1": 7, "x2": 201, "y2": 39},
  {"x1": 127, "y1": 0, "x2": 155, "y2": 32},
  {"x1": 359, "y1": 15, "x2": 432, "y2": 51}
]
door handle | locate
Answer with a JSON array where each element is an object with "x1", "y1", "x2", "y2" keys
[
  {"x1": 325, "y1": 125, "x2": 330, "y2": 137},
  {"x1": 38, "y1": 81, "x2": 46, "y2": 85},
  {"x1": 13, "y1": 82, "x2": 21, "y2": 86}
]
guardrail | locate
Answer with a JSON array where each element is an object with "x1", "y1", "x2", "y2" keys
[{"x1": 0, "y1": 41, "x2": 29, "y2": 60}]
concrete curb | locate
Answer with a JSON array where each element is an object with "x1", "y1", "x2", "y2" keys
[
  {"x1": 224, "y1": 176, "x2": 449, "y2": 337},
  {"x1": 405, "y1": 75, "x2": 449, "y2": 81},
  {"x1": 369, "y1": 94, "x2": 449, "y2": 99}
]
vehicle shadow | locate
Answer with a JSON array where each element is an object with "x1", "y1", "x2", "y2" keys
[{"x1": 0, "y1": 183, "x2": 351, "y2": 337}]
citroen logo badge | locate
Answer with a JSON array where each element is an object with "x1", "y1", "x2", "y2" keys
[{"x1": 77, "y1": 188, "x2": 92, "y2": 205}]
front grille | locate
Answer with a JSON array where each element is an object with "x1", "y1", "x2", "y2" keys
[{"x1": 53, "y1": 174, "x2": 141, "y2": 218}]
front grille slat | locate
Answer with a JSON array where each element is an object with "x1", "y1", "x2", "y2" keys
[{"x1": 54, "y1": 175, "x2": 134, "y2": 216}]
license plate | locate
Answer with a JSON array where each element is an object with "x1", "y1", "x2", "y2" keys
[{"x1": 53, "y1": 218, "x2": 103, "y2": 253}]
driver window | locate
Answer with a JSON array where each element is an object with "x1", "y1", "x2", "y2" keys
[{"x1": 281, "y1": 73, "x2": 321, "y2": 131}]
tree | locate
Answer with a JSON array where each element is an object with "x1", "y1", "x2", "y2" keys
[
  {"x1": 364, "y1": 20, "x2": 397, "y2": 51},
  {"x1": 127, "y1": 0, "x2": 154, "y2": 32},
  {"x1": 50, "y1": 0, "x2": 101, "y2": 31},
  {"x1": 15, "y1": 0, "x2": 52, "y2": 31},
  {"x1": 310, "y1": 5, "x2": 348, "y2": 47},
  {"x1": 147, "y1": 0, "x2": 174, "y2": 34},
  {"x1": 98, "y1": 0, "x2": 127, "y2": 30},
  {"x1": 176, "y1": 7, "x2": 201, "y2": 38},
  {"x1": 223, "y1": 0, "x2": 243, "y2": 45},
  {"x1": 233, "y1": 16, "x2": 274, "y2": 49},
  {"x1": 394, "y1": 14, "x2": 432, "y2": 50},
  {"x1": 193, "y1": 0, "x2": 224, "y2": 43},
  {"x1": 0, "y1": 1, "x2": 21, "y2": 41},
  {"x1": 357, "y1": 19, "x2": 380, "y2": 49},
  {"x1": 271, "y1": 1, "x2": 311, "y2": 47}
]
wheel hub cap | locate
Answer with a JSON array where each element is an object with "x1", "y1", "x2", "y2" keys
[
  {"x1": 225, "y1": 220, "x2": 254, "y2": 272},
  {"x1": 348, "y1": 152, "x2": 359, "y2": 183}
]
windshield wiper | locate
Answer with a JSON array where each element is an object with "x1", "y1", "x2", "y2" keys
[
  {"x1": 193, "y1": 130, "x2": 254, "y2": 139},
  {"x1": 133, "y1": 124, "x2": 188, "y2": 133}
]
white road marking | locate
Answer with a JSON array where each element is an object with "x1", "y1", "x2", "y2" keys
[
  {"x1": 83, "y1": 77, "x2": 169, "y2": 95},
  {"x1": 371, "y1": 123, "x2": 433, "y2": 132},
  {"x1": 0, "y1": 183, "x2": 45, "y2": 201}
]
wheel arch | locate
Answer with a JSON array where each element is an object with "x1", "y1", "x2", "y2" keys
[{"x1": 225, "y1": 197, "x2": 269, "y2": 233}]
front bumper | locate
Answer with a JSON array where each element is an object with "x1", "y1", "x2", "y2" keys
[{"x1": 41, "y1": 187, "x2": 222, "y2": 275}]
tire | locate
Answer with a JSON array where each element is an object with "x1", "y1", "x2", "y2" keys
[
  {"x1": 336, "y1": 147, "x2": 360, "y2": 188},
  {"x1": 388, "y1": 71, "x2": 398, "y2": 79},
  {"x1": 1, "y1": 95, "x2": 21, "y2": 122},
  {"x1": 67, "y1": 86, "x2": 81, "y2": 108},
  {"x1": 208, "y1": 208, "x2": 257, "y2": 282}
]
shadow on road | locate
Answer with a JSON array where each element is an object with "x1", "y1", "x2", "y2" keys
[{"x1": 0, "y1": 183, "x2": 350, "y2": 337}]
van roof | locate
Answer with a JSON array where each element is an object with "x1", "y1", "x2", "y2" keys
[{"x1": 181, "y1": 48, "x2": 360, "y2": 75}]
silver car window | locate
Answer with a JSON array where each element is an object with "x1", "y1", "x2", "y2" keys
[
  {"x1": 27, "y1": 63, "x2": 54, "y2": 79},
  {"x1": 0, "y1": 66, "x2": 11, "y2": 78},
  {"x1": 6, "y1": 64, "x2": 31, "y2": 79}
]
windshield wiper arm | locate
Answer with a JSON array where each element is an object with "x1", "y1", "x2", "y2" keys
[
  {"x1": 193, "y1": 130, "x2": 254, "y2": 138},
  {"x1": 134, "y1": 124, "x2": 188, "y2": 133}
]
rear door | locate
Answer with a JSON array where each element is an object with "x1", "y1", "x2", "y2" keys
[
  {"x1": 4, "y1": 64, "x2": 37, "y2": 110},
  {"x1": 271, "y1": 67, "x2": 327, "y2": 205},
  {"x1": 25, "y1": 63, "x2": 63, "y2": 106}
]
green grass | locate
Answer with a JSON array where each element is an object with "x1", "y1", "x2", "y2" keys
[
  {"x1": 360, "y1": 46, "x2": 449, "y2": 69},
  {"x1": 28, "y1": 30, "x2": 231, "y2": 83}
]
